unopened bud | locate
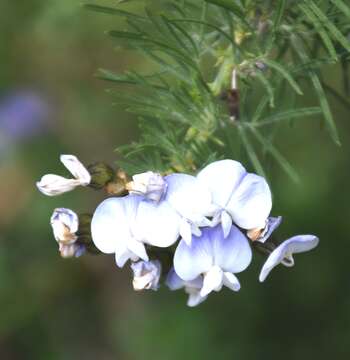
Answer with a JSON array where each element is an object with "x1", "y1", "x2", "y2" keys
[
  {"x1": 126, "y1": 171, "x2": 167, "y2": 202},
  {"x1": 131, "y1": 260, "x2": 161, "y2": 291},
  {"x1": 87, "y1": 162, "x2": 115, "y2": 190}
]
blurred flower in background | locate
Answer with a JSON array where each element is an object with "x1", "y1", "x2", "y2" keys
[{"x1": 0, "y1": 90, "x2": 51, "y2": 155}]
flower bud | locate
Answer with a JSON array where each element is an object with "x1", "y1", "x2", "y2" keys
[
  {"x1": 50, "y1": 209, "x2": 100, "y2": 258},
  {"x1": 50, "y1": 208, "x2": 79, "y2": 244},
  {"x1": 126, "y1": 171, "x2": 167, "y2": 202},
  {"x1": 131, "y1": 260, "x2": 161, "y2": 291},
  {"x1": 87, "y1": 162, "x2": 115, "y2": 190},
  {"x1": 37, "y1": 155, "x2": 91, "y2": 196},
  {"x1": 59, "y1": 242, "x2": 86, "y2": 258}
]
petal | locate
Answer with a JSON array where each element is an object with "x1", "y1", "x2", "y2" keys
[
  {"x1": 259, "y1": 235, "x2": 319, "y2": 282},
  {"x1": 258, "y1": 216, "x2": 282, "y2": 243},
  {"x1": 200, "y1": 266, "x2": 223, "y2": 297},
  {"x1": 187, "y1": 290, "x2": 207, "y2": 307},
  {"x1": 166, "y1": 267, "x2": 203, "y2": 291},
  {"x1": 91, "y1": 197, "x2": 129, "y2": 254},
  {"x1": 164, "y1": 173, "x2": 212, "y2": 222},
  {"x1": 174, "y1": 230, "x2": 213, "y2": 281},
  {"x1": 60, "y1": 154, "x2": 91, "y2": 185},
  {"x1": 197, "y1": 159, "x2": 247, "y2": 208},
  {"x1": 135, "y1": 200, "x2": 180, "y2": 247},
  {"x1": 166, "y1": 268, "x2": 185, "y2": 290},
  {"x1": 179, "y1": 219, "x2": 192, "y2": 246},
  {"x1": 36, "y1": 175, "x2": 80, "y2": 196},
  {"x1": 51, "y1": 208, "x2": 79, "y2": 235},
  {"x1": 211, "y1": 224, "x2": 252, "y2": 273},
  {"x1": 221, "y1": 210, "x2": 232, "y2": 238},
  {"x1": 223, "y1": 272, "x2": 240, "y2": 291},
  {"x1": 115, "y1": 245, "x2": 136, "y2": 268},
  {"x1": 226, "y1": 173, "x2": 272, "y2": 229},
  {"x1": 127, "y1": 239, "x2": 149, "y2": 262}
]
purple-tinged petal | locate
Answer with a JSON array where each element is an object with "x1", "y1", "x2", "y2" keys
[
  {"x1": 197, "y1": 159, "x2": 247, "y2": 208},
  {"x1": 131, "y1": 260, "x2": 161, "y2": 291},
  {"x1": 259, "y1": 235, "x2": 319, "y2": 282},
  {"x1": 226, "y1": 173, "x2": 272, "y2": 229},
  {"x1": 174, "y1": 231, "x2": 213, "y2": 281},
  {"x1": 211, "y1": 224, "x2": 252, "y2": 273},
  {"x1": 257, "y1": 216, "x2": 282, "y2": 243},
  {"x1": 223, "y1": 272, "x2": 240, "y2": 291}
]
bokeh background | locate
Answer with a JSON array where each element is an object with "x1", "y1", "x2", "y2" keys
[{"x1": 1, "y1": 1, "x2": 349, "y2": 359}]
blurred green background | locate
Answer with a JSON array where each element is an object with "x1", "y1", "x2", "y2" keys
[{"x1": 0, "y1": 1, "x2": 349, "y2": 359}]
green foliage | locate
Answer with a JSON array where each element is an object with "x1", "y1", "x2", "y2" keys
[{"x1": 85, "y1": 0, "x2": 350, "y2": 179}]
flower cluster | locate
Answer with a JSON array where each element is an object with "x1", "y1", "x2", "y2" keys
[{"x1": 38, "y1": 156, "x2": 319, "y2": 307}]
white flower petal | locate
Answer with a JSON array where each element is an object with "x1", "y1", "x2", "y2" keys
[
  {"x1": 200, "y1": 266, "x2": 224, "y2": 297},
  {"x1": 135, "y1": 200, "x2": 180, "y2": 247},
  {"x1": 115, "y1": 246, "x2": 136, "y2": 268},
  {"x1": 221, "y1": 210, "x2": 232, "y2": 238},
  {"x1": 37, "y1": 175, "x2": 80, "y2": 196},
  {"x1": 165, "y1": 173, "x2": 212, "y2": 223},
  {"x1": 259, "y1": 235, "x2": 319, "y2": 282},
  {"x1": 179, "y1": 219, "x2": 193, "y2": 246},
  {"x1": 91, "y1": 197, "x2": 129, "y2": 254},
  {"x1": 211, "y1": 224, "x2": 252, "y2": 273},
  {"x1": 60, "y1": 154, "x2": 91, "y2": 185},
  {"x1": 187, "y1": 290, "x2": 207, "y2": 307},
  {"x1": 197, "y1": 159, "x2": 247, "y2": 208},
  {"x1": 174, "y1": 230, "x2": 213, "y2": 281},
  {"x1": 223, "y1": 272, "x2": 241, "y2": 292},
  {"x1": 226, "y1": 173, "x2": 272, "y2": 229}
]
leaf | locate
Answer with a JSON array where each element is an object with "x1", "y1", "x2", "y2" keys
[
  {"x1": 83, "y1": 4, "x2": 145, "y2": 20},
  {"x1": 310, "y1": 72, "x2": 341, "y2": 145},
  {"x1": 273, "y1": 0, "x2": 286, "y2": 30},
  {"x1": 254, "y1": 71, "x2": 275, "y2": 108},
  {"x1": 263, "y1": 59, "x2": 303, "y2": 95},
  {"x1": 247, "y1": 126, "x2": 300, "y2": 183},
  {"x1": 254, "y1": 107, "x2": 322, "y2": 127},
  {"x1": 306, "y1": 1, "x2": 350, "y2": 52},
  {"x1": 291, "y1": 35, "x2": 341, "y2": 145},
  {"x1": 299, "y1": 3, "x2": 338, "y2": 60},
  {"x1": 330, "y1": 0, "x2": 350, "y2": 19},
  {"x1": 237, "y1": 125, "x2": 267, "y2": 178},
  {"x1": 204, "y1": 0, "x2": 244, "y2": 19}
]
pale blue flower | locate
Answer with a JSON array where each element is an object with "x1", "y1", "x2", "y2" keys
[
  {"x1": 174, "y1": 224, "x2": 252, "y2": 298},
  {"x1": 259, "y1": 235, "x2": 319, "y2": 282},
  {"x1": 132, "y1": 172, "x2": 214, "y2": 247},
  {"x1": 131, "y1": 260, "x2": 161, "y2": 291},
  {"x1": 166, "y1": 268, "x2": 207, "y2": 307},
  {"x1": 197, "y1": 159, "x2": 272, "y2": 237}
]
